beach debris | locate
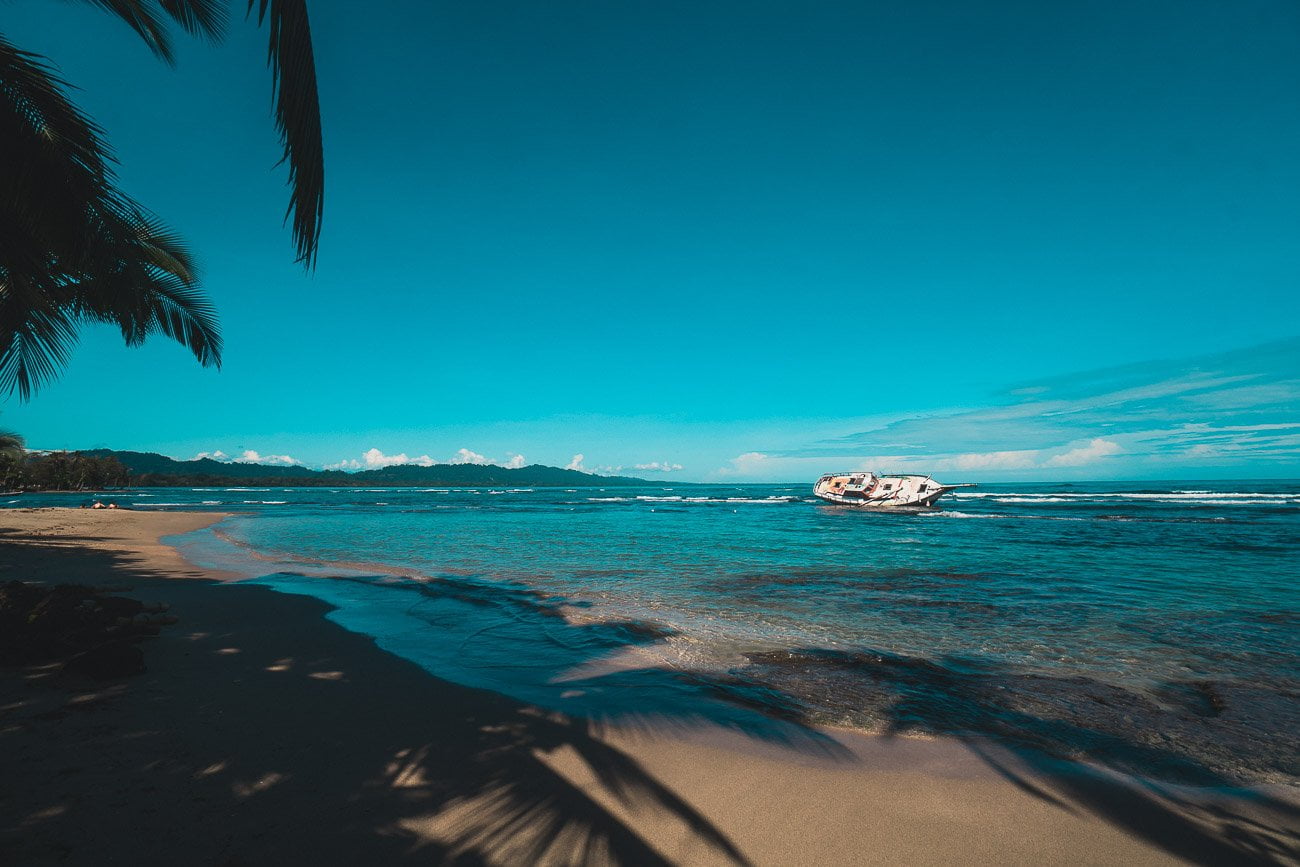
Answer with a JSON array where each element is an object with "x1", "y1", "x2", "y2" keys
[{"x1": 0, "y1": 581, "x2": 177, "y2": 678}]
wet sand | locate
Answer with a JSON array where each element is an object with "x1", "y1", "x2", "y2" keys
[{"x1": 1, "y1": 508, "x2": 1295, "y2": 865}]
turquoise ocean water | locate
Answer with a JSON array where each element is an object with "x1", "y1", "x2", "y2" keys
[{"x1": 9, "y1": 481, "x2": 1298, "y2": 785}]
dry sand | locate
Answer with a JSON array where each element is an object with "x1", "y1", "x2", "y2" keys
[{"x1": 1, "y1": 508, "x2": 1295, "y2": 865}]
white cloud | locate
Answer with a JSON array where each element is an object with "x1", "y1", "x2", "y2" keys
[
  {"x1": 362, "y1": 448, "x2": 434, "y2": 468},
  {"x1": 1042, "y1": 438, "x2": 1122, "y2": 468},
  {"x1": 565, "y1": 454, "x2": 586, "y2": 471},
  {"x1": 716, "y1": 452, "x2": 772, "y2": 477},
  {"x1": 633, "y1": 461, "x2": 684, "y2": 473},
  {"x1": 192, "y1": 449, "x2": 296, "y2": 466},
  {"x1": 952, "y1": 449, "x2": 1039, "y2": 470},
  {"x1": 330, "y1": 447, "x2": 528, "y2": 472}
]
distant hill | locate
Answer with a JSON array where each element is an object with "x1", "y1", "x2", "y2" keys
[{"x1": 79, "y1": 450, "x2": 653, "y2": 487}]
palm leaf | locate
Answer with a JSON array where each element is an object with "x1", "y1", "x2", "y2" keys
[
  {"x1": 159, "y1": 0, "x2": 228, "y2": 39},
  {"x1": 248, "y1": 0, "x2": 324, "y2": 267},
  {"x1": 0, "y1": 276, "x2": 82, "y2": 401},
  {"x1": 1, "y1": 0, "x2": 323, "y2": 399},
  {"x1": 0, "y1": 36, "x2": 120, "y2": 273},
  {"x1": 76, "y1": 211, "x2": 221, "y2": 366},
  {"x1": 69, "y1": 1, "x2": 225, "y2": 58},
  {"x1": 0, "y1": 429, "x2": 24, "y2": 462},
  {"x1": 74, "y1": 0, "x2": 178, "y2": 63},
  {"x1": 0, "y1": 40, "x2": 220, "y2": 399}
]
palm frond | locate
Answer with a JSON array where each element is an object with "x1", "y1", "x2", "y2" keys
[
  {"x1": 0, "y1": 276, "x2": 82, "y2": 401},
  {"x1": 0, "y1": 429, "x2": 24, "y2": 462},
  {"x1": 70, "y1": 209, "x2": 222, "y2": 368},
  {"x1": 0, "y1": 37, "x2": 110, "y2": 177},
  {"x1": 70, "y1": 1, "x2": 228, "y2": 60},
  {"x1": 248, "y1": 0, "x2": 324, "y2": 268},
  {"x1": 1, "y1": 0, "x2": 324, "y2": 398},
  {"x1": 0, "y1": 40, "x2": 219, "y2": 399},
  {"x1": 74, "y1": 0, "x2": 177, "y2": 63},
  {"x1": 159, "y1": 0, "x2": 228, "y2": 39}
]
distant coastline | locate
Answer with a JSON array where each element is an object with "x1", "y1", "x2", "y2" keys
[{"x1": 62, "y1": 449, "x2": 659, "y2": 488}]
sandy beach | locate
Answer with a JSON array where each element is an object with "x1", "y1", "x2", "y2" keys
[{"x1": 1, "y1": 508, "x2": 1295, "y2": 866}]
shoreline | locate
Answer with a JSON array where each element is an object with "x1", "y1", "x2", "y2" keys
[{"x1": 2, "y1": 508, "x2": 1295, "y2": 864}]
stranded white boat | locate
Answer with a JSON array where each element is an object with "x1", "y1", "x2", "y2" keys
[{"x1": 813, "y1": 472, "x2": 974, "y2": 508}]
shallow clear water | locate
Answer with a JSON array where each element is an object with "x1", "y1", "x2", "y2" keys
[{"x1": 10, "y1": 481, "x2": 1299, "y2": 784}]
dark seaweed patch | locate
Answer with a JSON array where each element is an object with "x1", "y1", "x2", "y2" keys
[{"x1": 740, "y1": 645, "x2": 1300, "y2": 786}]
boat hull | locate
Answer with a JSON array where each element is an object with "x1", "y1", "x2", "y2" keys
[{"x1": 812, "y1": 473, "x2": 972, "y2": 508}]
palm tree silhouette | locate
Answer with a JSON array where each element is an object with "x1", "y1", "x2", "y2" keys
[
  {"x1": 0, "y1": 0, "x2": 323, "y2": 399},
  {"x1": 0, "y1": 429, "x2": 24, "y2": 489}
]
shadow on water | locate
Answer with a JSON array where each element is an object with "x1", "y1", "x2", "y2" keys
[
  {"x1": 746, "y1": 646, "x2": 1300, "y2": 866},
  {"x1": 1, "y1": 528, "x2": 1297, "y2": 865}
]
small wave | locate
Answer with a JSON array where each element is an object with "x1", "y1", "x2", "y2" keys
[
  {"x1": 1179, "y1": 498, "x2": 1297, "y2": 506},
  {"x1": 957, "y1": 491, "x2": 1295, "y2": 501},
  {"x1": 224, "y1": 488, "x2": 271, "y2": 492},
  {"x1": 587, "y1": 497, "x2": 630, "y2": 502},
  {"x1": 925, "y1": 510, "x2": 1002, "y2": 519},
  {"x1": 242, "y1": 500, "x2": 288, "y2": 505},
  {"x1": 926, "y1": 510, "x2": 1085, "y2": 521}
]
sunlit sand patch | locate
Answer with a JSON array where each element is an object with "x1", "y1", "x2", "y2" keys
[
  {"x1": 308, "y1": 670, "x2": 344, "y2": 681},
  {"x1": 195, "y1": 760, "x2": 229, "y2": 779},
  {"x1": 385, "y1": 747, "x2": 430, "y2": 788},
  {"x1": 215, "y1": 647, "x2": 240, "y2": 655},
  {"x1": 231, "y1": 771, "x2": 286, "y2": 798},
  {"x1": 550, "y1": 644, "x2": 670, "y2": 682},
  {"x1": 69, "y1": 685, "x2": 125, "y2": 704},
  {"x1": 22, "y1": 805, "x2": 67, "y2": 825},
  {"x1": 264, "y1": 658, "x2": 294, "y2": 672}
]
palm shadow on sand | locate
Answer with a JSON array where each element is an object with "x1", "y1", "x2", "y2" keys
[
  {"x1": 1, "y1": 535, "x2": 832, "y2": 865},
  {"x1": 1, "y1": 531, "x2": 1296, "y2": 865},
  {"x1": 745, "y1": 646, "x2": 1300, "y2": 866}
]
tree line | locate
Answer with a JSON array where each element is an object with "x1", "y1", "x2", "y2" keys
[{"x1": 1, "y1": 450, "x2": 131, "y2": 492}]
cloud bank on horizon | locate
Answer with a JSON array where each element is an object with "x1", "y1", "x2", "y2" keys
[
  {"x1": 716, "y1": 338, "x2": 1300, "y2": 481},
  {"x1": 177, "y1": 339, "x2": 1298, "y2": 482}
]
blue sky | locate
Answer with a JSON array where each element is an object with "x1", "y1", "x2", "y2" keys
[{"x1": 2, "y1": 1, "x2": 1298, "y2": 481}]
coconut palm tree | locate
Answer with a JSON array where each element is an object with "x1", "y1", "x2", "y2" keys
[
  {"x1": 0, "y1": 429, "x2": 24, "y2": 489},
  {"x1": 0, "y1": 0, "x2": 323, "y2": 400}
]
